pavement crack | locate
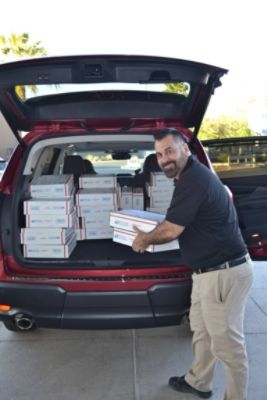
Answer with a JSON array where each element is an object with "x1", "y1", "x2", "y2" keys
[{"x1": 250, "y1": 294, "x2": 267, "y2": 318}]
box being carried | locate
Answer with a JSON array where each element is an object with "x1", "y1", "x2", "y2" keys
[
  {"x1": 110, "y1": 209, "x2": 165, "y2": 233},
  {"x1": 113, "y1": 228, "x2": 179, "y2": 252},
  {"x1": 147, "y1": 207, "x2": 168, "y2": 215},
  {"x1": 29, "y1": 175, "x2": 74, "y2": 198}
]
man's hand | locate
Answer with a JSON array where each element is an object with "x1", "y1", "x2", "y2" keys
[
  {"x1": 131, "y1": 220, "x2": 184, "y2": 253},
  {"x1": 132, "y1": 226, "x2": 150, "y2": 253}
]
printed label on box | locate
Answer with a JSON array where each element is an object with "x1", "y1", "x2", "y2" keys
[
  {"x1": 79, "y1": 174, "x2": 117, "y2": 189},
  {"x1": 24, "y1": 198, "x2": 74, "y2": 215},
  {"x1": 112, "y1": 228, "x2": 179, "y2": 252},
  {"x1": 25, "y1": 210, "x2": 76, "y2": 228},
  {"x1": 30, "y1": 175, "x2": 74, "y2": 198},
  {"x1": 20, "y1": 227, "x2": 75, "y2": 244}
]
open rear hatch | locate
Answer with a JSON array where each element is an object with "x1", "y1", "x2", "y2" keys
[{"x1": 0, "y1": 55, "x2": 227, "y2": 143}]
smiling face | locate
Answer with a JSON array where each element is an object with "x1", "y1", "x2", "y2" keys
[{"x1": 155, "y1": 133, "x2": 191, "y2": 179}]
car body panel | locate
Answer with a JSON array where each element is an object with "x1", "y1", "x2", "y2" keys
[{"x1": 0, "y1": 280, "x2": 191, "y2": 329}]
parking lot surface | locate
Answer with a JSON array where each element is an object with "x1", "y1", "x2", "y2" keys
[{"x1": 1, "y1": 261, "x2": 266, "y2": 400}]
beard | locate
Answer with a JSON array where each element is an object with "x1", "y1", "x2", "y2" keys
[
  {"x1": 161, "y1": 153, "x2": 188, "y2": 179},
  {"x1": 161, "y1": 161, "x2": 178, "y2": 178}
]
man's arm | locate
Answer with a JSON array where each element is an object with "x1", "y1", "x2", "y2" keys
[{"x1": 132, "y1": 220, "x2": 184, "y2": 253}]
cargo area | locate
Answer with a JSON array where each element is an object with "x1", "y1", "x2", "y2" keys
[
  {"x1": 10, "y1": 135, "x2": 183, "y2": 268},
  {"x1": 68, "y1": 239, "x2": 181, "y2": 267}
]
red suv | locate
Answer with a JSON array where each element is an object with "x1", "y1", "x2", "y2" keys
[{"x1": 0, "y1": 55, "x2": 266, "y2": 332}]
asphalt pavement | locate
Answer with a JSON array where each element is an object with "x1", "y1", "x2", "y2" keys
[{"x1": 0, "y1": 261, "x2": 266, "y2": 400}]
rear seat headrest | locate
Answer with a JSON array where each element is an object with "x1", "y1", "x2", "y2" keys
[
  {"x1": 143, "y1": 153, "x2": 161, "y2": 174},
  {"x1": 84, "y1": 159, "x2": 97, "y2": 174},
  {"x1": 63, "y1": 155, "x2": 86, "y2": 175}
]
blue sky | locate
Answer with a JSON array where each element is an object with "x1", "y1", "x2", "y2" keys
[{"x1": 1, "y1": 0, "x2": 266, "y2": 124}]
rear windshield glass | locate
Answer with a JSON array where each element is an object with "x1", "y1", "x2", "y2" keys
[
  {"x1": 16, "y1": 82, "x2": 191, "y2": 101},
  {"x1": 64, "y1": 150, "x2": 155, "y2": 175}
]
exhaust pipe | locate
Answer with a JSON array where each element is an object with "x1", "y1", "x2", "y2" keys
[{"x1": 14, "y1": 313, "x2": 35, "y2": 331}]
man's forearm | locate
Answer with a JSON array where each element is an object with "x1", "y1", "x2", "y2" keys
[{"x1": 145, "y1": 220, "x2": 183, "y2": 245}]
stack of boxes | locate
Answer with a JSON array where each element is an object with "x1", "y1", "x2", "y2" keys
[
  {"x1": 75, "y1": 174, "x2": 118, "y2": 240},
  {"x1": 146, "y1": 172, "x2": 174, "y2": 214},
  {"x1": 110, "y1": 209, "x2": 179, "y2": 252},
  {"x1": 120, "y1": 186, "x2": 144, "y2": 210},
  {"x1": 21, "y1": 175, "x2": 77, "y2": 258},
  {"x1": 21, "y1": 167, "x2": 177, "y2": 257}
]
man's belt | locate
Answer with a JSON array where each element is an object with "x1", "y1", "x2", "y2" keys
[{"x1": 194, "y1": 254, "x2": 250, "y2": 274}]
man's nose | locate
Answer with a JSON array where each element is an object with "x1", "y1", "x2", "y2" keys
[{"x1": 161, "y1": 154, "x2": 170, "y2": 164}]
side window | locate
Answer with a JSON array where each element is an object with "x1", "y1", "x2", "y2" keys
[
  {"x1": 203, "y1": 141, "x2": 267, "y2": 179},
  {"x1": 32, "y1": 147, "x2": 62, "y2": 177}
]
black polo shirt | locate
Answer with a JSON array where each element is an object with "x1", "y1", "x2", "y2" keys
[{"x1": 165, "y1": 156, "x2": 247, "y2": 270}]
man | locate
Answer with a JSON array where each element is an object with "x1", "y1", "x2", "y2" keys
[{"x1": 132, "y1": 129, "x2": 253, "y2": 399}]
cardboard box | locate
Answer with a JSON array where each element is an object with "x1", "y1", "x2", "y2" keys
[
  {"x1": 132, "y1": 188, "x2": 144, "y2": 210},
  {"x1": 120, "y1": 187, "x2": 133, "y2": 209},
  {"x1": 29, "y1": 175, "x2": 74, "y2": 198},
  {"x1": 110, "y1": 209, "x2": 165, "y2": 233},
  {"x1": 79, "y1": 174, "x2": 117, "y2": 189},
  {"x1": 113, "y1": 228, "x2": 179, "y2": 252},
  {"x1": 76, "y1": 205, "x2": 114, "y2": 217},
  {"x1": 80, "y1": 215, "x2": 110, "y2": 228},
  {"x1": 150, "y1": 172, "x2": 174, "y2": 187},
  {"x1": 149, "y1": 195, "x2": 172, "y2": 208},
  {"x1": 147, "y1": 184, "x2": 174, "y2": 198},
  {"x1": 23, "y1": 232, "x2": 77, "y2": 258},
  {"x1": 76, "y1": 227, "x2": 113, "y2": 240},
  {"x1": 25, "y1": 210, "x2": 76, "y2": 228},
  {"x1": 24, "y1": 198, "x2": 74, "y2": 215},
  {"x1": 76, "y1": 188, "x2": 118, "y2": 209},
  {"x1": 20, "y1": 227, "x2": 75, "y2": 244},
  {"x1": 147, "y1": 207, "x2": 167, "y2": 215}
]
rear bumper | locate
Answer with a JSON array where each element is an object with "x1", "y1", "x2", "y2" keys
[{"x1": 0, "y1": 281, "x2": 191, "y2": 329}]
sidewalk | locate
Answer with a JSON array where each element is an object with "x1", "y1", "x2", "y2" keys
[{"x1": 0, "y1": 261, "x2": 266, "y2": 400}]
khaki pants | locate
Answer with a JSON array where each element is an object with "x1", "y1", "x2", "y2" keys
[{"x1": 185, "y1": 258, "x2": 253, "y2": 400}]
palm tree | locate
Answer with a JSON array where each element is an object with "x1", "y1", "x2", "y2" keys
[{"x1": 0, "y1": 33, "x2": 47, "y2": 99}]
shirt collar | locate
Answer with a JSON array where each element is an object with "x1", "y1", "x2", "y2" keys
[{"x1": 174, "y1": 155, "x2": 194, "y2": 185}]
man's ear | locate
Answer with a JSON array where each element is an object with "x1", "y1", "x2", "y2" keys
[{"x1": 183, "y1": 143, "x2": 191, "y2": 155}]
